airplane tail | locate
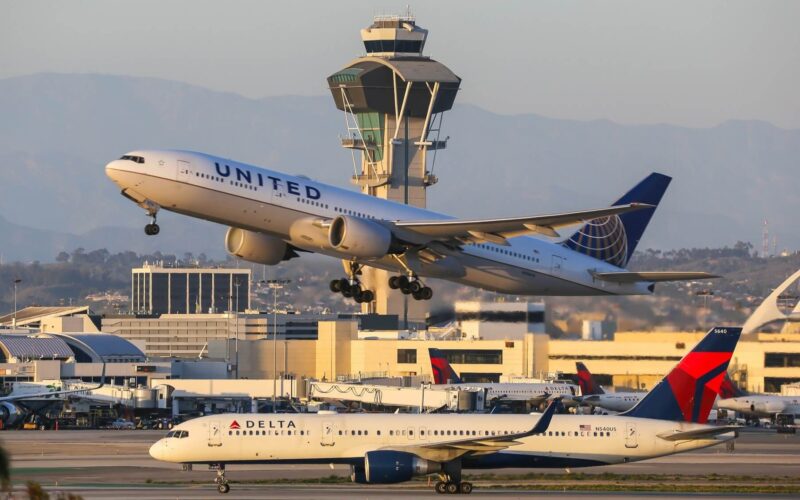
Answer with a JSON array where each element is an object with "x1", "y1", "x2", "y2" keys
[
  {"x1": 624, "y1": 326, "x2": 742, "y2": 423},
  {"x1": 575, "y1": 362, "x2": 605, "y2": 396},
  {"x1": 563, "y1": 172, "x2": 671, "y2": 268},
  {"x1": 428, "y1": 348, "x2": 462, "y2": 384},
  {"x1": 718, "y1": 373, "x2": 748, "y2": 399}
]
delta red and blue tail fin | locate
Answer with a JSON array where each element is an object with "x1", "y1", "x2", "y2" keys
[
  {"x1": 576, "y1": 362, "x2": 605, "y2": 396},
  {"x1": 429, "y1": 348, "x2": 462, "y2": 384},
  {"x1": 624, "y1": 326, "x2": 742, "y2": 423},
  {"x1": 563, "y1": 172, "x2": 671, "y2": 268},
  {"x1": 718, "y1": 373, "x2": 748, "y2": 399}
]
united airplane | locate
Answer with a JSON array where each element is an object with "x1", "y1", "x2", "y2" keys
[
  {"x1": 149, "y1": 326, "x2": 741, "y2": 495},
  {"x1": 105, "y1": 151, "x2": 715, "y2": 302}
]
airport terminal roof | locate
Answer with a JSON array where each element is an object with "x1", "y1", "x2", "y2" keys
[
  {"x1": 0, "y1": 334, "x2": 74, "y2": 361},
  {"x1": 0, "y1": 306, "x2": 90, "y2": 328},
  {"x1": 53, "y1": 333, "x2": 146, "y2": 363}
]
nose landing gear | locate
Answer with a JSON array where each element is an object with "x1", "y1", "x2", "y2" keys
[
  {"x1": 142, "y1": 202, "x2": 160, "y2": 236},
  {"x1": 211, "y1": 465, "x2": 229, "y2": 494}
]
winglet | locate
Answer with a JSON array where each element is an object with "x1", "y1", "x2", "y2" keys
[{"x1": 526, "y1": 397, "x2": 559, "y2": 436}]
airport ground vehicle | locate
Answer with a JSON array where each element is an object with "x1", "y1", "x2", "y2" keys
[
  {"x1": 110, "y1": 418, "x2": 135, "y2": 430},
  {"x1": 149, "y1": 326, "x2": 741, "y2": 495}
]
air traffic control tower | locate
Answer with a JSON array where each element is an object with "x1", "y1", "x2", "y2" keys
[{"x1": 327, "y1": 15, "x2": 461, "y2": 325}]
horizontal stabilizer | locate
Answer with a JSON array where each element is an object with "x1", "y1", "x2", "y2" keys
[
  {"x1": 592, "y1": 271, "x2": 720, "y2": 283},
  {"x1": 657, "y1": 425, "x2": 739, "y2": 441}
]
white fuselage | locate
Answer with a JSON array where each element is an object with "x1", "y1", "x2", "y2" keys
[
  {"x1": 149, "y1": 412, "x2": 733, "y2": 469},
  {"x1": 717, "y1": 395, "x2": 800, "y2": 418},
  {"x1": 105, "y1": 150, "x2": 652, "y2": 296},
  {"x1": 584, "y1": 392, "x2": 646, "y2": 413},
  {"x1": 437, "y1": 382, "x2": 579, "y2": 404}
]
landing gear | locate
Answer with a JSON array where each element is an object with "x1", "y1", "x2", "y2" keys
[
  {"x1": 389, "y1": 274, "x2": 432, "y2": 301},
  {"x1": 433, "y1": 461, "x2": 471, "y2": 494},
  {"x1": 144, "y1": 223, "x2": 160, "y2": 235},
  {"x1": 211, "y1": 465, "x2": 230, "y2": 494},
  {"x1": 331, "y1": 262, "x2": 375, "y2": 304},
  {"x1": 143, "y1": 204, "x2": 160, "y2": 236}
]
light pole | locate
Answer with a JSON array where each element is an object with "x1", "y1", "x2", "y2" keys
[
  {"x1": 234, "y1": 278, "x2": 241, "y2": 379},
  {"x1": 12, "y1": 279, "x2": 21, "y2": 327},
  {"x1": 267, "y1": 279, "x2": 291, "y2": 412}
]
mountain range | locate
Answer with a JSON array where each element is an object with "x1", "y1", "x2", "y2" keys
[{"x1": 1, "y1": 73, "x2": 798, "y2": 263}]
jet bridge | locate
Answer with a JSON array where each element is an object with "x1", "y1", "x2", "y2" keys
[{"x1": 309, "y1": 381, "x2": 485, "y2": 412}]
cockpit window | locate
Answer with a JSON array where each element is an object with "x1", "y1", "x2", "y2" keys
[
  {"x1": 177, "y1": 431, "x2": 189, "y2": 438},
  {"x1": 166, "y1": 431, "x2": 176, "y2": 438},
  {"x1": 120, "y1": 155, "x2": 145, "y2": 164}
]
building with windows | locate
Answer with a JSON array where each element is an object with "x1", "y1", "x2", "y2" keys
[
  {"x1": 455, "y1": 301, "x2": 545, "y2": 340},
  {"x1": 131, "y1": 264, "x2": 250, "y2": 315}
]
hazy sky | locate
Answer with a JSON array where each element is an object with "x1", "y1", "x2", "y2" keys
[{"x1": 3, "y1": 1, "x2": 799, "y2": 128}]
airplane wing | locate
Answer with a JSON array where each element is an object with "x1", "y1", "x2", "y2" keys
[
  {"x1": 378, "y1": 398, "x2": 558, "y2": 463},
  {"x1": 0, "y1": 364, "x2": 105, "y2": 402},
  {"x1": 393, "y1": 204, "x2": 653, "y2": 244},
  {"x1": 592, "y1": 271, "x2": 720, "y2": 283},
  {"x1": 657, "y1": 425, "x2": 740, "y2": 441}
]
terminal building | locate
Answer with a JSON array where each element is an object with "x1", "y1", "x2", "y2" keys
[{"x1": 131, "y1": 263, "x2": 250, "y2": 314}]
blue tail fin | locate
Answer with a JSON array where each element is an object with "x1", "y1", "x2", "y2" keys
[
  {"x1": 563, "y1": 172, "x2": 671, "y2": 267},
  {"x1": 624, "y1": 326, "x2": 742, "y2": 423},
  {"x1": 429, "y1": 348, "x2": 462, "y2": 384}
]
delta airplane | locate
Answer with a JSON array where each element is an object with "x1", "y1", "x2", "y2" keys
[
  {"x1": 105, "y1": 151, "x2": 715, "y2": 302},
  {"x1": 149, "y1": 326, "x2": 740, "y2": 495},
  {"x1": 575, "y1": 362, "x2": 645, "y2": 412},
  {"x1": 429, "y1": 348, "x2": 579, "y2": 408}
]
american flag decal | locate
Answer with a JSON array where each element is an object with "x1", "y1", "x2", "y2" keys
[{"x1": 580, "y1": 424, "x2": 592, "y2": 432}]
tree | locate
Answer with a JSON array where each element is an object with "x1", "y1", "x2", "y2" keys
[{"x1": 55, "y1": 251, "x2": 70, "y2": 263}]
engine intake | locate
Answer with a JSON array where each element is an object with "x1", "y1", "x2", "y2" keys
[
  {"x1": 225, "y1": 227, "x2": 296, "y2": 265},
  {"x1": 328, "y1": 216, "x2": 392, "y2": 258},
  {"x1": 364, "y1": 450, "x2": 440, "y2": 484}
]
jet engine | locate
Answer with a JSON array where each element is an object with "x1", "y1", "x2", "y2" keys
[
  {"x1": 225, "y1": 227, "x2": 297, "y2": 265},
  {"x1": 363, "y1": 450, "x2": 440, "y2": 484},
  {"x1": 328, "y1": 216, "x2": 393, "y2": 259},
  {"x1": 0, "y1": 402, "x2": 22, "y2": 428},
  {"x1": 752, "y1": 400, "x2": 785, "y2": 415}
]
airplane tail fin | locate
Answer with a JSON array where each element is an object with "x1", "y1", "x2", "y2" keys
[
  {"x1": 624, "y1": 326, "x2": 742, "y2": 423},
  {"x1": 428, "y1": 348, "x2": 462, "y2": 384},
  {"x1": 563, "y1": 172, "x2": 671, "y2": 268},
  {"x1": 576, "y1": 362, "x2": 605, "y2": 396},
  {"x1": 719, "y1": 373, "x2": 748, "y2": 399}
]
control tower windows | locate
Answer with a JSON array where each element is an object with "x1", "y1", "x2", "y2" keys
[{"x1": 364, "y1": 40, "x2": 422, "y2": 54}]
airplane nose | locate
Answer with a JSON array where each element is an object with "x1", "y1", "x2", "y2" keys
[
  {"x1": 105, "y1": 160, "x2": 125, "y2": 182},
  {"x1": 149, "y1": 440, "x2": 165, "y2": 461}
]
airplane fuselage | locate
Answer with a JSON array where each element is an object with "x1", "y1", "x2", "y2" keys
[
  {"x1": 149, "y1": 412, "x2": 732, "y2": 469},
  {"x1": 717, "y1": 395, "x2": 800, "y2": 418},
  {"x1": 106, "y1": 150, "x2": 653, "y2": 296}
]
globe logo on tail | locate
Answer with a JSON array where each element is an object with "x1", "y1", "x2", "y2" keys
[{"x1": 564, "y1": 215, "x2": 628, "y2": 267}]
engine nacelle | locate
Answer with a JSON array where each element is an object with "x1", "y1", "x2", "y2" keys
[
  {"x1": 0, "y1": 402, "x2": 22, "y2": 428},
  {"x1": 753, "y1": 401, "x2": 785, "y2": 415},
  {"x1": 225, "y1": 227, "x2": 295, "y2": 265},
  {"x1": 364, "y1": 450, "x2": 440, "y2": 484},
  {"x1": 350, "y1": 464, "x2": 367, "y2": 484},
  {"x1": 328, "y1": 216, "x2": 392, "y2": 258}
]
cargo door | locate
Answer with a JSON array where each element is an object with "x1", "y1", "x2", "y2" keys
[
  {"x1": 625, "y1": 422, "x2": 638, "y2": 448},
  {"x1": 321, "y1": 421, "x2": 336, "y2": 446},
  {"x1": 208, "y1": 420, "x2": 222, "y2": 447}
]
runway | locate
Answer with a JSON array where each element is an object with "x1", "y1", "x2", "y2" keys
[{"x1": 4, "y1": 428, "x2": 799, "y2": 498}]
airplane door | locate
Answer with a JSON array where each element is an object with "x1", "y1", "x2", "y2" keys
[
  {"x1": 321, "y1": 421, "x2": 335, "y2": 446},
  {"x1": 177, "y1": 159, "x2": 191, "y2": 181},
  {"x1": 551, "y1": 255, "x2": 564, "y2": 275},
  {"x1": 208, "y1": 420, "x2": 222, "y2": 447},
  {"x1": 625, "y1": 422, "x2": 638, "y2": 448}
]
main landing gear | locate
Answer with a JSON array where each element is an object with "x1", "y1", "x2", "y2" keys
[
  {"x1": 211, "y1": 464, "x2": 229, "y2": 494},
  {"x1": 388, "y1": 275, "x2": 433, "y2": 301},
  {"x1": 434, "y1": 461, "x2": 471, "y2": 494},
  {"x1": 330, "y1": 261, "x2": 375, "y2": 304}
]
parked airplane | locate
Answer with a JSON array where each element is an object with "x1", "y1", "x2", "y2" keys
[
  {"x1": 149, "y1": 326, "x2": 740, "y2": 495},
  {"x1": 716, "y1": 378, "x2": 800, "y2": 420},
  {"x1": 575, "y1": 361, "x2": 645, "y2": 412},
  {"x1": 0, "y1": 371, "x2": 105, "y2": 428},
  {"x1": 429, "y1": 348, "x2": 579, "y2": 408},
  {"x1": 106, "y1": 151, "x2": 715, "y2": 302}
]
